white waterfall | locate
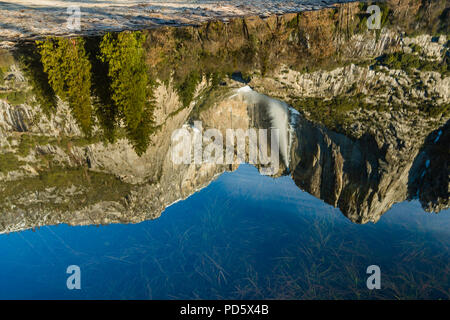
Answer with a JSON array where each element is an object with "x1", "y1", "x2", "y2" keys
[{"x1": 233, "y1": 86, "x2": 293, "y2": 169}]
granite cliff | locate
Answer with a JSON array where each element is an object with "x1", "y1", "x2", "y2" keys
[{"x1": 0, "y1": 0, "x2": 448, "y2": 232}]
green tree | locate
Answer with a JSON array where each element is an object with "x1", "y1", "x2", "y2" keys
[
  {"x1": 85, "y1": 37, "x2": 119, "y2": 144},
  {"x1": 99, "y1": 31, "x2": 154, "y2": 156},
  {"x1": 38, "y1": 37, "x2": 93, "y2": 135},
  {"x1": 176, "y1": 70, "x2": 201, "y2": 108},
  {"x1": 15, "y1": 45, "x2": 57, "y2": 117}
]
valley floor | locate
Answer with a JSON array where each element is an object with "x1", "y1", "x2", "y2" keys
[{"x1": 0, "y1": 0, "x2": 353, "y2": 43}]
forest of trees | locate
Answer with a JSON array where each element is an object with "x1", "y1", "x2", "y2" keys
[
  {"x1": 38, "y1": 37, "x2": 93, "y2": 136},
  {"x1": 99, "y1": 32, "x2": 155, "y2": 156},
  {"x1": 33, "y1": 31, "x2": 155, "y2": 156}
]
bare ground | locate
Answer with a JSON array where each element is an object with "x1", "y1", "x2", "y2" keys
[{"x1": 0, "y1": 0, "x2": 355, "y2": 44}]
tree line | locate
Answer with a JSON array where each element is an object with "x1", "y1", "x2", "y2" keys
[{"x1": 25, "y1": 31, "x2": 155, "y2": 156}]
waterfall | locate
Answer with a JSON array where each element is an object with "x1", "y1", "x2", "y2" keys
[{"x1": 233, "y1": 86, "x2": 293, "y2": 169}]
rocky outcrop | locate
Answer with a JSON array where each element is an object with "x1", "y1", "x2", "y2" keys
[
  {"x1": 0, "y1": 78, "x2": 248, "y2": 233},
  {"x1": 408, "y1": 120, "x2": 450, "y2": 213},
  {"x1": 289, "y1": 111, "x2": 448, "y2": 223},
  {"x1": 0, "y1": 1, "x2": 448, "y2": 232},
  {"x1": 1, "y1": 80, "x2": 448, "y2": 232}
]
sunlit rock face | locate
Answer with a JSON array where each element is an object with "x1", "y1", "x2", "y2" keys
[
  {"x1": 0, "y1": 1, "x2": 448, "y2": 232},
  {"x1": 0, "y1": 80, "x2": 447, "y2": 231},
  {"x1": 0, "y1": 78, "x2": 247, "y2": 233}
]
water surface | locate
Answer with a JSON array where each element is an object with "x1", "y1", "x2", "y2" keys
[{"x1": 0, "y1": 164, "x2": 448, "y2": 299}]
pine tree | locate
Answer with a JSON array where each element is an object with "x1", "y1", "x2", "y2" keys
[
  {"x1": 99, "y1": 31, "x2": 155, "y2": 156},
  {"x1": 38, "y1": 37, "x2": 93, "y2": 136},
  {"x1": 16, "y1": 44, "x2": 57, "y2": 117}
]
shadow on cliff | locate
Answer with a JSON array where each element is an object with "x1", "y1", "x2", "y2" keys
[
  {"x1": 408, "y1": 119, "x2": 449, "y2": 213},
  {"x1": 290, "y1": 117, "x2": 385, "y2": 224}
]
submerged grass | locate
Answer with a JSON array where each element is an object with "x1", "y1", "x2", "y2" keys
[{"x1": 75, "y1": 185, "x2": 449, "y2": 300}]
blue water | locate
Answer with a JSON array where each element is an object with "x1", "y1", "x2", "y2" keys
[{"x1": 0, "y1": 164, "x2": 449, "y2": 299}]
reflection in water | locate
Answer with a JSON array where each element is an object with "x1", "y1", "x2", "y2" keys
[
  {"x1": 35, "y1": 33, "x2": 155, "y2": 155},
  {"x1": 0, "y1": 82, "x2": 447, "y2": 230},
  {"x1": 235, "y1": 85, "x2": 293, "y2": 169},
  {"x1": 290, "y1": 115, "x2": 449, "y2": 223},
  {"x1": 0, "y1": 2, "x2": 449, "y2": 299},
  {"x1": 409, "y1": 121, "x2": 450, "y2": 213},
  {"x1": 0, "y1": 165, "x2": 448, "y2": 299},
  {"x1": 38, "y1": 38, "x2": 93, "y2": 136}
]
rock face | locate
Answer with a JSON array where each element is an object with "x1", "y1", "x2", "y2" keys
[
  {"x1": 408, "y1": 121, "x2": 450, "y2": 213},
  {"x1": 0, "y1": 1, "x2": 448, "y2": 232},
  {"x1": 0, "y1": 82, "x2": 247, "y2": 234},
  {"x1": 290, "y1": 113, "x2": 448, "y2": 223},
  {"x1": 0, "y1": 81, "x2": 447, "y2": 231}
]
